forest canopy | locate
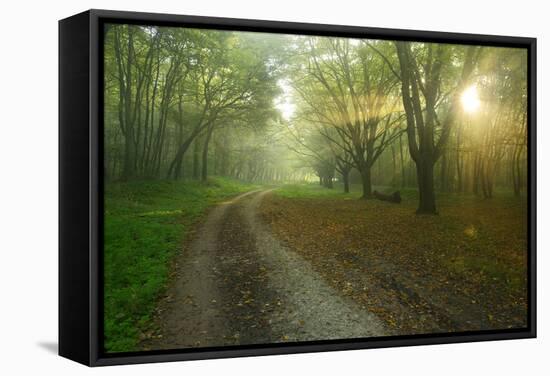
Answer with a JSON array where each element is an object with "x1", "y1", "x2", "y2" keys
[{"x1": 103, "y1": 23, "x2": 528, "y2": 214}]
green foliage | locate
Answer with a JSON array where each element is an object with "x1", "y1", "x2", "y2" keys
[{"x1": 103, "y1": 177, "x2": 257, "y2": 352}]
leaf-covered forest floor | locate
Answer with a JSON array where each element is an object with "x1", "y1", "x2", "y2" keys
[
  {"x1": 260, "y1": 183, "x2": 528, "y2": 335},
  {"x1": 103, "y1": 177, "x2": 259, "y2": 352}
]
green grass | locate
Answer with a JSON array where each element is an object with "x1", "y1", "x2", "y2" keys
[
  {"x1": 275, "y1": 182, "x2": 359, "y2": 199},
  {"x1": 274, "y1": 181, "x2": 419, "y2": 200},
  {"x1": 103, "y1": 177, "x2": 258, "y2": 353}
]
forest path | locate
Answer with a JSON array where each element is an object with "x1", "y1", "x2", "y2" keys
[{"x1": 143, "y1": 189, "x2": 387, "y2": 350}]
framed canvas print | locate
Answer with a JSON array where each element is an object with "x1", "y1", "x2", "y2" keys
[{"x1": 59, "y1": 9, "x2": 536, "y2": 366}]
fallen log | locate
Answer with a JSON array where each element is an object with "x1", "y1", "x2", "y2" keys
[{"x1": 373, "y1": 190, "x2": 402, "y2": 203}]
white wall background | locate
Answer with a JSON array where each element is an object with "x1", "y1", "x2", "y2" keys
[{"x1": 0, "y1": 0, "x2": 546, "y2": 373}]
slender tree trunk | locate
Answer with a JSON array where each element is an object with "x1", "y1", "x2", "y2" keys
[
  {"x1": 193, "y1": 136, "x2": 201, "y2": 179},
  {"x1": 201, "y1": 125, "x2": 215, "y2": 182},
  {"x1": 167, "y1": 138, "x2": 192, "y2": 179},
  {"x1": 219, "y1": 132, "x2": 228, "y2": 176},
  {"x1": 440, "y1": 151, "x2": 448, "y2": 192},
  {"x1": 512, "y1": 144, "x2": 524, "y2": 197},
  {"x1": 456, "y1": 150, "x2": 463, "y2": 193},
  {"x1": 173, "y1": 149, "x2": 185, "y2": 180},
  {"x1": 399, "y1": 133, "x2": 406, "y2": 188},
  {"x1": 122, "y1": 128, "x2": 136, "y2": 180},
  {"x1": 473, "y1": 154, "x2": 482, "y2": 196},
  {"x1": 391, "y1": 145, "x2": 397, "y2": 187}
]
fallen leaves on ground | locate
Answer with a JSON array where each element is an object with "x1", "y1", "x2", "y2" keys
[{"x1": 260, "y1": 192, "x2": 528, "y2": 335}]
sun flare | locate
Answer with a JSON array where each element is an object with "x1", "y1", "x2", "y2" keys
[{"x1": 461, "y1": 85, "x2": 481, "y2": 113}]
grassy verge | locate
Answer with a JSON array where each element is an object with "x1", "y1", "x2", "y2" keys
[{"x1": 104, "y1": 177, "x2": 258, "y2": 352}]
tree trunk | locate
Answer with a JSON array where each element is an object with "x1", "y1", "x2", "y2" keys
[
  {"x1": 399, "y1": 133, "x2": 406, "y2": 188},
  {"x1": 456, "y1": 146, "x2": 464, "y2": 193},
  {"x1": 122, "y1": 128, "x2": 136, "y2": 180},
  {"x1": 473, "y1": 154, "x2": 482, "y2": 196},
  {"x1": 360, "y1": 167, "x2": 372, "y2": 199},
  {"x1": 391, "y1": 145, "x2": 397, "y2": 187},
  {"x1": 342, "y1": 170, "x2": 350, "y2": 193},
  {"x1": 512, "y1": 144, "x2": 523, "y2": 197},
  {"x1": 201, "y1": 125, "x2": 215, "y2": 182},
  {"x1": 325, "y1": 174, "x2": 333, "y2": 188},
  {"x1": 167, "y1": 137, "x2": 193, "y2": 180},
  {"x1": 440, "y1": 151, "x2": 448, "y2": 192},
  {"x1": 193, "y1": 136, "x2": 200, "y2": 179},
  {"x1": 416, "y1": 158, "x2": 437, "y2": 214},
  {"x1": 219, "y1": 132, "x2": 228, "y2": 176}
]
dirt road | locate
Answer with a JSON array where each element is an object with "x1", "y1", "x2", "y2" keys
[{"x1": 144, "y1": 190, "x2": 387, "y2": 350}]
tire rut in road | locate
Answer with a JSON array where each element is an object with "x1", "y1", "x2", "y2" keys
[{"x1": 213, "y1": 198, "x2": 286, "y2": 345}]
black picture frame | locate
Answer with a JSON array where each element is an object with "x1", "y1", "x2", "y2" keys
[{"x1": 59, "y1": 8, "x2": 537, "y2": 367}]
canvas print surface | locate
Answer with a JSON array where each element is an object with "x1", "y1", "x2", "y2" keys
[{"x1": 102, "y1": 22, "x2": 529, "y2": 353}]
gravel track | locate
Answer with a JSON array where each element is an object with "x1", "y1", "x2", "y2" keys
[{"x1": 144, "y1": 190, "x2": 386, "y2": 350}]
